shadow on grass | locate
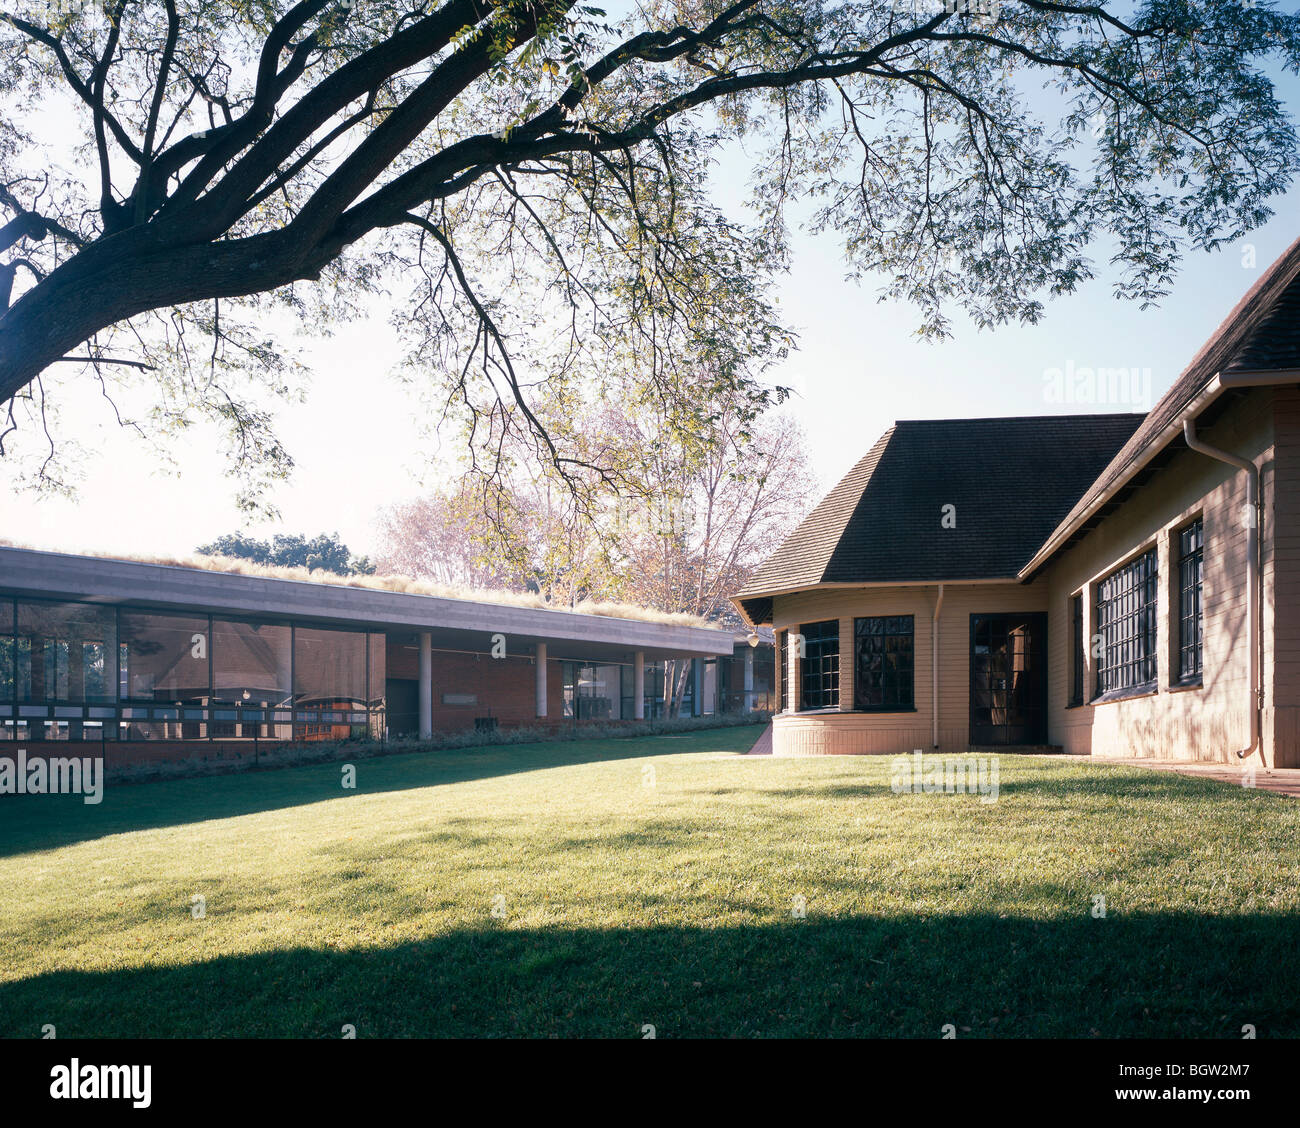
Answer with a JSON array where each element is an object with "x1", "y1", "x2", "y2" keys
[
  {"x1": 0, "y1": 730, "x2": 757, "y2": 860},
  {"x1": 2, "y1": 911, "x2": 1297, "y2": 1038}
]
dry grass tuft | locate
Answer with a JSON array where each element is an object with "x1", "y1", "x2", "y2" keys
[{"x1": 0, "y1": 539, "x2": 715, "y2": 628}]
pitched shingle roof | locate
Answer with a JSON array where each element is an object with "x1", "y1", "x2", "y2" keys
[
  {"x1": 1027, "y1": 235, "x2": 1300, "y2": 570},
  {"x1": 734, "y1": 413, "x2": 1144, "y2": 622}
]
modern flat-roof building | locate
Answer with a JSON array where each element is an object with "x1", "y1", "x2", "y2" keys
[{"x1": 0, "y1": 545, "x2": 763, "y2": 767}]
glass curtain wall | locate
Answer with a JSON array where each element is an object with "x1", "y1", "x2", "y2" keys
[
  {"x1": 120, "y1": 610, "x2": 211, "y2": 740},
  {"x1": 10, "y1": 601, "x2": 117, "y2": 741},
  {"x1": 212, "y1": 618, "x2": 293, "y2": 740},
  {"x1": 294, "y1": 626, "x2": 368, "y2": 741},
  {"x1": 565, "y1": 660, "x2": 674, "y2": 720},
  {"x1": 0, "y1": 597, "x2": 387, "y2": 742}
]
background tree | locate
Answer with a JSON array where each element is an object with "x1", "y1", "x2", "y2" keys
[
  {"x1": 610, "y1": 398, "x2": 813, "y2": 625},
  {"x1": 373, "y1": 487, "x2": 525, "y2": 588},
  {"x1": 197, "y1": 529, "x2": 376, "y2": 574},
  {"x1": 1, "y1": 1, "x2": 1299, "y2": 502},
  {"x1": 608, "y1": 401, "x2": 814, "y2": 712},
  {"x1": 377, "y1": 395, "x2": 815, "y2": 710}
]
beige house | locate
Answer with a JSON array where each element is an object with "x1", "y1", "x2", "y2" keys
[{"x1": 734, "y1": 237, "x2": 1300, "y2": 768}]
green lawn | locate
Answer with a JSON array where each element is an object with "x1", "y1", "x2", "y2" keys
[{"x1": 2, "y1": 729, "x2": 1298, "y2": 1038}]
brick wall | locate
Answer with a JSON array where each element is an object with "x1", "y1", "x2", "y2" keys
[{"x1": 385, "y1": 640, "x2": 564, "y2": 731}]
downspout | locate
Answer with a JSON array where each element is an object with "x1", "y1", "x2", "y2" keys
[
  {"x1": 1181, "y1": 417, "x2": 1261, "y2": 760},
  {"x1": 932, "y1": 583, "x2": 945, "y2": 749}
]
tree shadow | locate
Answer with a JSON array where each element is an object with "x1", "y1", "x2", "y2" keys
[{"x1": 2, "y1": 911, "x2": 1297, "y2": 1038}]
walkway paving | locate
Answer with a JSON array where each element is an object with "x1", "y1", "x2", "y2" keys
[
  {"x1": 1098, "y1": 757, "x2": 1300, "y2": 797},
  {"x1": 746, "y1": 724, "x2": 773, "y2": 755}
]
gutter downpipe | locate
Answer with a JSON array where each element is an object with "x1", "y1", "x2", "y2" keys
[
  {"x1": 1180, "y1": 415, "x2": 1261, "y2": 761},
  {"x1": 932, "y1": 583, "x2": 945, "y2": 749}
]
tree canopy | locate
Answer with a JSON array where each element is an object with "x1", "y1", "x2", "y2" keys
[
  {"x1": 2, "y1": 0, "x2": 1299, "y2": 500},
  {"x1": 376, "y1": 399, "x2": 814, "y2": 621},
  {"x1": 196, "y1": 529, "x2": 376, "y2": 572}
]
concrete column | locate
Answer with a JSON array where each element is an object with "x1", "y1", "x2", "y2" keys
[
  {"x1": 535, "y1": 642, "x2": 548, "y2": 718},
  {"x1": 693, "y1": 658, "x2": 704, "y2": 716},
  {"x1": 633, "y1": 651, "x2": 645, "y2": 720},
  {"x1": 743, "y1": 646, "x2": 754, "y2": 713},
  {"x1": 418, "y1": 631, "x2": 433, "y2": 740}
]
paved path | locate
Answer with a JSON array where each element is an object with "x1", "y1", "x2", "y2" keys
[
  {"x1": 1098, "y1": 757, "x2": 1300, "y2": 797},
  {"x1": 746, "y1": 724, "x2": 773, "y2": 756}
]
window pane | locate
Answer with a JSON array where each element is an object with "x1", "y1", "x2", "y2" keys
[
  {"x1": 120, "y1": 610, "x2": 208, "y2": 705},
  {"x1": 1095, "y1": 549, "x2": 1158, "y2": 695},
  {"x1": 799, "y1": 620, "x2": 839, "y2": 710},
  {"x1": 854, "y1": 615, "x2": 914, "y2": 711},
  {"x1": 570, "y1": 663, "x2": 623, "y2": 719},
  {"x1": 367, "y1": 633, "x2": 387, "y2": 737},
  {"x1": 1069, "y1": 593, "x2": 1084, "y2": 707},
  {"x1": 212, "y1": 619, "x2": 291, "y2": 706},
  {"x1": 210, "y1": 619, "x2": 291, "y2": 740},
  {"x1": 18, "y1": 600, "x2": 118, "y2": 704},
  {"x1": 294, "y1": 626, "x2": 367, "y2": 710},
  {"x1": 1177, "y1": 518, "x2": 1204, "y2": 681}
]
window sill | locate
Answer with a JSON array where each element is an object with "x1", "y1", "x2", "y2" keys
[
  {"x1": 851, "y1": 707, "x2": 919, "y2": 715},
  {"x1": 1090, "y1": 684, "x2": 1159, "y2": 706},
  {"x1": 1065, "y1": 700, "x2": 1085, "y2": 710},
  {"x1": 1168, "y1": 677, "x2": 1203, "y2": 694}
]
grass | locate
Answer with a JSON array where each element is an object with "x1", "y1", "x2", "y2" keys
[{"x1": 1, "y1": 730, "x2": 1299, "y2": 1038}]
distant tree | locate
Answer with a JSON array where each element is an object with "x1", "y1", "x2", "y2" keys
[
  {"x1": 374, "y1": 471, "x2": 612, "y2": 601},
  {"x1": 374, "y1": 487, "x2": 529, "y2": 590},
  {"x1": 609, "y1": 404, "x2": 815, "y2": 714},
  {"x1": 380, "y1": 401, "x2": 814, "y2": 609},
  {"x1": 197, "y1": 530, "x2": 375, "y2": 575},
  {"x1": 611, "y1": 406, "x2": 815, "y2": 627}
]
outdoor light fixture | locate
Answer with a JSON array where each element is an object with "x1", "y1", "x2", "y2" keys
[{"x1": 747, "y1": 632, "x2": 760, "y2": 648}]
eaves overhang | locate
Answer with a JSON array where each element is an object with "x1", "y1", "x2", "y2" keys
[{"x1": 1018, "y1": 369, "x2": 1300, "y2": 581}]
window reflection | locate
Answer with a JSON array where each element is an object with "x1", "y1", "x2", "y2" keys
[{"x1": 213, "y1": 619, "x2": 292, "y2": 740}]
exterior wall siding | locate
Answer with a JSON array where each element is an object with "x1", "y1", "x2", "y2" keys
[
  {"x1": 770, "y1": 581, "x2": 1049, "y2": 755},
  {"x1": 1266, "y1": 384, "x2": 1300, "y2": 768},
  {"x1": 1041, "y1": 388, "x2": 1283, "y2": 766}
]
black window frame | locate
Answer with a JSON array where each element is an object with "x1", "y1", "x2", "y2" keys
[
  {"x1": 1176, "y1": 516, "x2": 1204, "y2": 685},
  {"x1": 798, "y1": 620, "x2": 840, "y2": 711},
  {"x1": 853, "y1": 615, "x2": 915, "y2": 712},
  {"x1": 1094, "y1": 547, "x2": 1159, "y2": 699},
  {"x1": 1069, "y1": 592, "x2": 1084, "y2": 707}
]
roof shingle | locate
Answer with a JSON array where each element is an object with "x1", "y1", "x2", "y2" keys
[{"x1": 736, "y1": 413, "x2": 1144, "y2": 615}]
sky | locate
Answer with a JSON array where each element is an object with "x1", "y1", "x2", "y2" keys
[{"x1": 3, "y1": 26, "x2": 1299, "y2": 563}]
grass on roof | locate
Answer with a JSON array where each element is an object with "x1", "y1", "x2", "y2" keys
[
  {"x1": 0, "y1": 540, "x2": 713, "y2": 628},
  {"x1": 2, "y1": 731, "x2": 1299, "y2": 1038}
]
